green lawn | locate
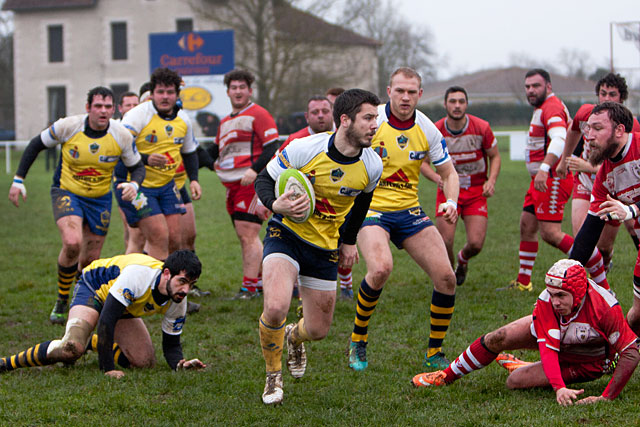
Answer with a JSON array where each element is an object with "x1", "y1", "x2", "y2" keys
[{"x1": 1, "y1": 149, "x2": 640, "y2": 426}]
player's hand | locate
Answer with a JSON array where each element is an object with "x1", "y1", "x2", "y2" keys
[
  {"x1": 534, "y1": 170, "x2": 548, "y2": 192},
  {"x1": 105, "y1": 370, "x2": 125, "y2": 379},
  {"x1": 575, "y1": 395, "x2": 608, "y2": 405},
  {"x1": 338, "y1": 243, "x2": 359, "y2": 269},
  {"x1": 148, "y1": 153, "x2": 168, "y2": 166},
  {"x1": 177, "y1": 358, "x2": 207, "y2": 370},
  {"x1": 117, "y1": 181, "x2": 139, "y2": 202},
  {"x1": 482, "y1": 180, "x2": 496, "y2": 198},
  {"x1": 8, "y1": 176, "x2": 26, "y2": 207},
  {"x1": 272, "y1": 189, "x2": 309, "y2": 221},
  {"x1": 555, "y1": 387, "x2": 584, "y2": 406},
  {"x1": 438, "y1": 199, "x2": 458, "y2": 224},
  {"x1": 567, "y1": 156, "x2": 596, "y2": 174},
  {"x1": 189, "y1": 180, "x2": 202, "y2": 200},
  {"x1": 240, "y1": 169, "x2": 258, "y2": 186},
  {"x1": 555, "y1": 157, "x2": 568, "y2": 179},
  {"x1": 597, "y1": 195, "x2": 635, "y2": 222}
]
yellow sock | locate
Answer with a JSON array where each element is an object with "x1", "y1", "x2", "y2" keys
[
  {"x1": 259, "y1": 314, "x2": 286, "y2": 373},
  {"x1": 291, "y1": 318, "x2": 312, "y2": 345}
]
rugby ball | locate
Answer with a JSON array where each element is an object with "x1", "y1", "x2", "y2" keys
[{"x1": 275, "y1": 169, "x2": 315, "y2": 223}]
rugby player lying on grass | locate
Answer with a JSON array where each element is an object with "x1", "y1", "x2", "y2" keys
[{"x1": 412, "y1": 259, "x2": 640, "y2": 406}]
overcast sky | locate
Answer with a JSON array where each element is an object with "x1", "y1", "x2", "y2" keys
[{"x1": 396, "y1": 0, "x2": 640, "y2": 82}]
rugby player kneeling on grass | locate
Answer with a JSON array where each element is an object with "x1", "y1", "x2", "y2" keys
[
  {"x1": 0, "y1": 250, "x2": 206, "y2": 378},
  {"x1": 412, "y1": 259, "x2": 640, "y2": 406}
]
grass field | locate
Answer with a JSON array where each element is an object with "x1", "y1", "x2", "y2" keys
[{"x1": 2, "y1": 139, "x2": 640, "y2": 426}]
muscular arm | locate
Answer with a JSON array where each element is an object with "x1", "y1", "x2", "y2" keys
[
  {"x1": 435, "y1": 160, "x2": 459, "y2": 203},
  {"x1": 570, "y1": 214, "x2": 606, "y2": 264},
  {"x1": 483, "y1": 145, "x2": 501, "y2": 197},
  {"x1": 162, "y1": 331, "x2": 184, "y2": 370},
  {"x1": 420, "y1": 160, "x2": 442, "y2": 186},
  {"x1": 15, "y1": 135, "x2": 47, "y2": 179},
  {"x1": 340, "y1": 191, "x2": 374, "y2": 245},
  {"x1": 96, "y1": 294, "x2": 127, "y2": 372}
]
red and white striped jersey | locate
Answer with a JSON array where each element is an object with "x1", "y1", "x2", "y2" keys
[
  {"x1": 533, "y1": 282, "x2": 636, "y2": 364},
  {"x1": 215, "y1": 102, "x2": 279, "y2": 182},
  {"x1": 435, "y1": 114, "x2": 496, "y2": 188},
  {"x1": 526, "y1": 93, "x2": 570, "y2": 176}
]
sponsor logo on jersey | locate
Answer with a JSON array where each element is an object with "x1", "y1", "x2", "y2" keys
[
  {"x1": 408, "y1": 207, "x2": 424, "y2": 216},
  {"x1": 277, "y1": 150, "x2": 292, "y2": 169},
  {"x1": 268, "y1": 226, "x2": 281, "y2": 238},
  {"x1": 89, "y1": 142, "x2": 100, "y2": 154},
  {"x1": 396, "y1": 134, "x2": 409, "y2": 149},
  {"x1": 173, "y1": 316, "x2": 186, "y2": 332},
  {"x1": 315, "y1": 198, "x2": 337, "y2": 220},
  {"x1": 307, "y1": 169, "x2": 316, "y2": 184},
  {"x1": 69, "y1": 146, "x2": 80, "y2": 159},
  {"x1": 165, "y1": 124, "x2": 174, "y2": 137},
  {"x1": 99, "y1": 155, "x2": 119, "y2": 163},
  {"x1": 122, "y1": 288, "x2": 135, "y2": 304},
  {"x1": 145, "y1": 131, "x2": 158, "y2": 143},
  {"x1": 338, "y1": 186, "x2": 361, "y2": 197},
  {"x1": 374, "y1": 143, "x2": 388, "y2": 159},
  {"x1": 330, "y1": 168, "x2": 345, "y2": 183},
  {"x1": 56, "y1": 195, "x2": 73, "y2": 212},
  {"x1": 329, "y1": 251, "x2": 339, "y2": 264},
  {"x1": 609, "y1": 331, "x2": 620, "y2": 345},
  {"x1": 74, "y1": 168, "x2": 104, "y2": 184},
  {"x1": 173, "y1": 137, "x2": 184, "y2": 144},
  {"x1": 409, "y1": 150, "x2": 427, "y2": 160}
]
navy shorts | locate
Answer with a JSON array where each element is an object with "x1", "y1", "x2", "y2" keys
[
  {"x1": 263, "y1": 220, "x2": 338, "y2": 291},
  {"x1": 116, "y1": 180, "x2": 186, "y2": 226},
  {"x1": 361, "y1": 206, "x2": 433, "y2": 249},
  {"x1": 51, "y1": 187, "x2": 112, "y2": 236}
]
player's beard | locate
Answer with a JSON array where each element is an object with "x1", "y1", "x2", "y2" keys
[
  {"x1": 346, "y1": 122, "x2": 372, "y2": 149},
  {"x1": 166, "y1": 276, "x2": 188, "y2": 303},
  {"x1": 588, "y1": 131, "x2": 618, "y2": 165},
  {"x1": 527, "y1": 92, "x2": 546, "y2": 108}
]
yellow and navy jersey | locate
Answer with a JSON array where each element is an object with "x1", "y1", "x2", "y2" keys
[
  {"x1": 370, "y1": 103, "x2": 451, "y2": 211},
  {"x1": 80, "y1": 253, "x2": 186, "y2": 335},
  {"x1": 42, "y1": 115, "x2": 141, "y2": 198},
  {"x1": 121, "y1": 101, "x2": 198, "y2": 188},
  {"x1": 267, "y1": 133, "x2": 382, "y2": 250}
]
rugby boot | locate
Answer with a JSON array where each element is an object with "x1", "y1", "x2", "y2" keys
[
  {"x1": 262, "y1": 371, "x2": 284, "y2": 405},
  {"x1": 49, "y1": 299, "x2": 68, "y2": 325},
  {"x1": 340, "y1": 287, "x2": 354, "y2": 299},
  {"x1": 348, "y1": 340, "x2": 368, "y2": 371},
  {"x1": 455, "y1": 263, "x2": 468, "y2": 286},
  {"x1": 495, "y1": 353, "x2": 532, "y2": 373},
  {"x1": 412, "y1": 370, "x2": 449, "y2": 387},
  {"x1": 285, "y1": 324, "x2": 307, "y2": 379},
  {"x1": 497, "y1": 280, "x2": 532, "y2": 292},
  {"x1": 188, "y1": 286, "x2": 211, "y2": 297},
  {"x1": 423, "y1": 352, "x2": 450, "y2": 370}
]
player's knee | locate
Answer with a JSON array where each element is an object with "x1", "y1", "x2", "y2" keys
[
  {"x1": 505, "y1": 371, "x2": 526, "y2": 389},
  {"x1": 61, "y1": 239, "x2": 81, "y2": 259},
  {"x1": 368, "y1": 262, "x2": 392, "y2": 287},
  {"x1": 484, "y1": 328, "x2": 507, "y2": 353},
  {"x1": 434, "y1": 271, "x2": 456, "y2": 294},
  {"x1": 262, "y1": 302, "x2": 289, "y2": 324},
  {"x1": 128, "y1": 352, "x2": 156, "y2": 368},
  {"x1": 466, "y1": 241, "x2": 483, "y2": 256}
]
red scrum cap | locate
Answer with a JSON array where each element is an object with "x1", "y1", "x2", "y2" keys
[{"x1": 545, "y1": 259, "x2": 588, "y2": 310}]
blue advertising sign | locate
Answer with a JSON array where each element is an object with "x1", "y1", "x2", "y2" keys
[{"x1": 149, "y1": 30, "x2": 234, "y2": 76}]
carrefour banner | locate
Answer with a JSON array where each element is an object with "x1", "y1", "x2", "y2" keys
[{"x1": 149, "y1": 30, "x2": 234, "y2": 76}]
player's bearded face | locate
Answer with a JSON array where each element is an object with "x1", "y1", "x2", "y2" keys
[
  {"x1": 166, "y1": 274, "x2": 191, "y2": 303},
  {"x1": 445, "y1": 92, "x2": 467, "y2": 120},
  {"x1": 586, "y1": 114, "x2": 619, "y2": 165},
  {"x1": 151, "y1": 84, "x2": 178, "y2": 114},
  {"x1": 345, "y1": 104, "x2": 378, "y2": 148},
  {"x1": 587, "y1": 128, "x2": 617, "y2": 165},
  {"x1": 524, "y1": 75, "x2": 548, "y2": 108}
]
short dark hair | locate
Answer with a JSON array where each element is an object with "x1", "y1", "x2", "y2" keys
[
  {"x1": 139, "y1": 82, "x2": 152, "y2": 98},
  {"x1": 592, "y1": 101, "x2": 634, "y2": 132},
  {"x1": 595, "y1": 73, "x2": 629, "y2": 102},
  {"x1": 163, "y1": 250, "x2": 202, "y2": 282},
  {"x1": 87, "y1": 86, "x2": 114, "y2": 106},
  {"x1": 119, "y1": 91, "x2": 138, "y2": 105},
  {"x1": 224, "y1": 69, "x2": 255, "y2": 88},
  {"x1": 307, "y1": 95, "x2": 331, "y2": 110},
  {"x1": 444, "y1": 86, "x2": 468, "y2": 102},
  {"x1": 389, "y1": 67, "x2": 422, "y2": 87},
  {"x1": 325, "y1": 87, "x2": 345, "y2": 97},
  {"x1": 525, "y1": 68, "x2": 551, "y2": 84},
  {"x1": 333, "y1": 89, "x2": 380, "y2": 128},
  {"x1": 150, "y1": 68, "x2": 182, "y2": 93}
]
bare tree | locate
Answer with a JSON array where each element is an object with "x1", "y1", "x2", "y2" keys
[
  {"x1": 556, "y1": 48, "x2": 592, "y2": 79},
  {"x1": 193, "y1": 0, "x2": 356, "y2": 116},
  {"x1": 0, "y1": 9, "x2": 14, "y2": 131},
  {"x1": 338, "y1": 0, "x2": 436, "y2": 97}
]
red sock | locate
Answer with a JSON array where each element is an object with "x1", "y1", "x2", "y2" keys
[
  {"x1": 338, "y1": 267, "x2": 352, "y2": 289},
  {"x1": 517, "y1": 241, "x2": 538, "y2": 285},
  {"x1": 457, "y1": 250, "x2": 469, "y2": 266},
  {"x1": 585, "y1": 248, "x2": 609, "y2": 289},
  {"x1": 557, "y1": 234, "x2": 573, "y2": 254},
  {"x1": 243, "y1": 276, "x2": 259, "y2": 292},
  {"x1": 444, "y1": 335, "x2": 498, "y2": 382}
]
